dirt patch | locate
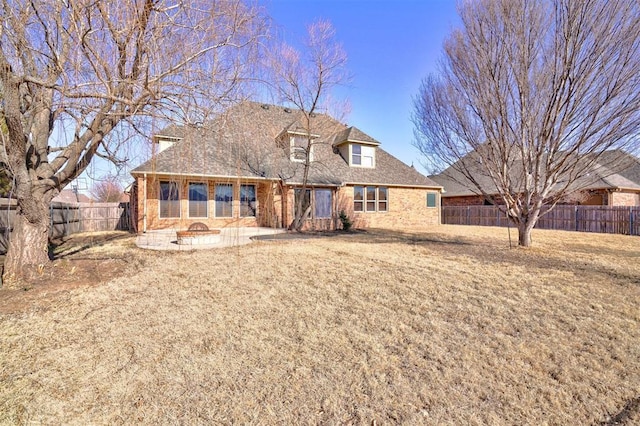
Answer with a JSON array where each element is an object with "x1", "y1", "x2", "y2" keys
[{"x1": 0, "y1": 231, "x2": 147, "y2": 314}]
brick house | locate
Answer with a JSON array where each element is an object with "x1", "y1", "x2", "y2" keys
[
  {"x1": 130, "y1": 102, "x2": 442, "y2": 233},
  {"x1": 431, "y1": 149, "x2": 640, "y2": 207}
]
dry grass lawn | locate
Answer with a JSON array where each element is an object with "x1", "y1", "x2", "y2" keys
[{"x1": 1, "y1": 225, "x2": 639, "y2": 424}]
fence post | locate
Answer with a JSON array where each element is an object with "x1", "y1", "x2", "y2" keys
[
  {"x1": 575, "y1": 205, "x2": 578, "y2": 232},
  {"x1": 631, "y1": 206, "x2": 634, "y2": 236},
  {"x1": 467, "y1": 206, "x2": 470, "y2": 226}
]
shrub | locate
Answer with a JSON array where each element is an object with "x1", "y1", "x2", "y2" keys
[{"x1": 339, "y1": 210, "x2": 352, "y2": 231}]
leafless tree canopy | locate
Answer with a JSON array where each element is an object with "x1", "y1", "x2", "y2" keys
[
  {"x1": 413, "y1": 0, "x2": 640, "y2": 246},
  {"x1": 0, "y1": 0, "x2": 267, "y2": 285},
  {"x1": 90, "y1": 176, "x2": 124, "y2": 203},
  {"x1": 267, "y1": 20, "x2": 349, "y2": 230}
]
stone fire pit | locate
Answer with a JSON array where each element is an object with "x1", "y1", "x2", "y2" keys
[{"x1": 176, "y1": 222, "x2": 221, "y2": 245}]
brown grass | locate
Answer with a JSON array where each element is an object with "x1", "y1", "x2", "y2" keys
[{"x1": 1, "y1": 226, "x2": 639, "y2": 424}]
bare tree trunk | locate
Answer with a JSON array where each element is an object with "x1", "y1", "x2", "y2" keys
[
  {"x1": 516, "y1": 209, "x2": 540, "y2": 247},
  {"x1": 2, "y1": 199, "x2": 50, "y2": 288},
  {"x1": 517, "y1": 222, "x2": 533, "y2": 247}
]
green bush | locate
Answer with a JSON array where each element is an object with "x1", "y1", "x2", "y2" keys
[{"x1": 338, "y1": 210, "x2": 352, "y2": 231}]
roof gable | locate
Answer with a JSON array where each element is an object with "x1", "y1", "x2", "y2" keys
[{"x1": 331, "y1": 126, "x2": 380, "y2": 147}]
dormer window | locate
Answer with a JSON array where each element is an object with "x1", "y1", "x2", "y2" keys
[
  {"x1": 290, "y1": 134, "x2": 314, "y2": 163},
  {"x1": 350, "y1": 144, "x2": 375, "y2": 168}
]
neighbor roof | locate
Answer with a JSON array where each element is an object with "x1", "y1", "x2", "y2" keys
[
  {"x1": 132, "y1": 101, "x2": 441, "y2": 189},
  {"x1": 431, "y1": 148, "x2": 640, "y2": 197}
]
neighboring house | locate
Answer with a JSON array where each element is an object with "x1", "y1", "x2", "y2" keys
[
  {"x1": 432, "y1": 149, "x2": 640, "y2": 207},
  {"x1": 130, "y1": 101, "x2": 442, "y2": 232},
  {"x1": 52, "y1": 189, "x2": 93, "y2": 203}
]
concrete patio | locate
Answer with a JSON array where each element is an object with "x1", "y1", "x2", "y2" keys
[{"x1": 136, "y1": 227, "x2": 286, "y2": 251}]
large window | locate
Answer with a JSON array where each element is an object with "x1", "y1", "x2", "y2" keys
[
  {"x1": 159, "y1": 181, "x2": 180, "y2": 218},
  {"x1": 294, "y1": 189, "x2": 311, "y2": 218},
  {"x1": 295, "y1": 188, "x2": 332, "y2": 219},
  {"x1": 354, "y1": 186, "x2": 387, "y2": 213},
  {"x1": 188, "y1": 182, "x2": 208, "y2": 218},
  {"x1": 240, "y1": 184, "x2": 257, "y2": 217},
  {"x1": 351, "y1": 144, "x2": 375, "y2": 167},
  {"x1": 215, "y1": 184, "x2": 233, "y2": 217},
  {"x1": 314, "y1": 189, "x2": 332, "y2": 218}
]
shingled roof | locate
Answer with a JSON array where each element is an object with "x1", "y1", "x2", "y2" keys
[
  {"x1": 431, "y1": 148, "x2": 640, "y2": 197},
  {"x1": 132, "y1": 101, "x2": 440, "y2": 189}
]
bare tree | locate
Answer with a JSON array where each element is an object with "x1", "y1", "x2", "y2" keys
[
  {"x1": 0, "y1": 0, "x2": 266, "y2": 286},
  {"x1": 90, "y1": 176, "x2": 124, "y2": 203},
  {"x1": 413, "y1": 0, "x2": 640, "y2": 246},
  {"x1": 269, "y1": 20, "x2": 349, "y2": 231}
]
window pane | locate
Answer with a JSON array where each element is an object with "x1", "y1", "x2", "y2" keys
[
  {"x1": 240, "y1": 184, "x2": 256, "y2": 217},
  {"x1": 354, "y1": 186, "x2": 364, "y2": 212},
  {"x1": 314, "y1": 189, "x2": 332, "y2": 218},
  {"x1": 160, "y1": 181, "x2": 180, "y2": 218},
  {"x1": 293, "y1": 136, "x2": 307, "y2": 148},
  {"x1": 351, "y1": 144, "x2": 361, "y2": 165},
  {"x1": 362, "y1": 146, "x2": 375, "y2": 167},
  {"x1": 354, "y1": 186, "x2": 364, "y2": 201},
  {"x1": 291, "y1": 136, "x2": 310, "y2": 162},
  {"x1": 378, "y1": 187, "x2": 387, "y2": 212},
  {"x1": 378, "y1": 187, "x2": 387, "y2": 201},
  {"x1": 292, "y1": 147, "x2": 306, "y2": 161},
  {"x1": 189, "y1": 183, "x2": 208, "y2": 218},
  {"x1": 427, "y1": 192, "x2": 437, "y2": 208},
  {"x1": 215, "y1": 184, "x2": 233, "y2": 217},
  {"x1": 366, "y1": 187, "x2": 377, "y2": 201},
  {"x1": 365, "y1": 186, "x2": 377, "y2": 212},
  {"x1": 295, "y1": 189, "x2": 311, "y2": 218}
]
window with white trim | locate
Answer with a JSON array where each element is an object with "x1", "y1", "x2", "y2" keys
[
  {"x1": 351, "y1": 144, "x2": 375, "y2": 168},
  {"x1": 294, "y1": 189, "x2": 311, "y2": 218},
  {"x1": 354, "y1": 186, "x2": 364, "y2": 212},
  {"x1": 159, "y1": 181, "x2": 180, "y2": 218},
  {"x1": 215, "y1": 184, "x2": 233, "y2": 217},
  {"x1": 240, "y1": 184, "x2": 257, "y2": 217},
  {"x1": 354, "y1": 186, "x2": 388, "y2": 213},
  {"x1": 291, "y1": 135, "x2": 313, "y2": 162},
  {"x1": 188, "y1": 182, "x2": 208, "y2": 218},
  {"x1": 295, "y1": 188, "x2": 333, "y2": 219},
  {"x1": 314, "y1": 189, "x2": 332, "y2": 218},
  {"x1": 427, "y1": 192, "x2": 437, "y2": 208},
  {"x1": 378, "y1": 187, "x2": 388, "y2": 212}
]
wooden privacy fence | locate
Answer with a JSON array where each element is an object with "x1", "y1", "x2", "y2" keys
[
  {"x1": 0, "y1": 198, "x2": 131, "y2": 254},
  {"x1": 442, "y1": 205, "x2": 640, "y2": 236}
]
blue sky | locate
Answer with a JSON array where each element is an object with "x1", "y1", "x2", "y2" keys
[
  {"x1": 264, "y1": 0, "x2": 460, "y2": 173},
  {"x1": 81, "y1": 1, "x2": 460, "y2": 192}
]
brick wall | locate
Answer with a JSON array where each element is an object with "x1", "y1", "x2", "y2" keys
[
  {"x1": 338, "y1": 186, "x2": 440, "y2": 229},
  {"x1": 610, "y1": 191, "x2": 640, "y2": 206},
  {"x1": 136, "y1": 175, "x2": 273, "y2": 232},
  {"x1": 136, "y1": 175, "x2": 442, "y2": 232}
]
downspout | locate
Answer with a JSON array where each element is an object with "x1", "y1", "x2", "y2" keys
[{"x1": 143, "y1": 173, "x2": 148, "y2": 233}]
